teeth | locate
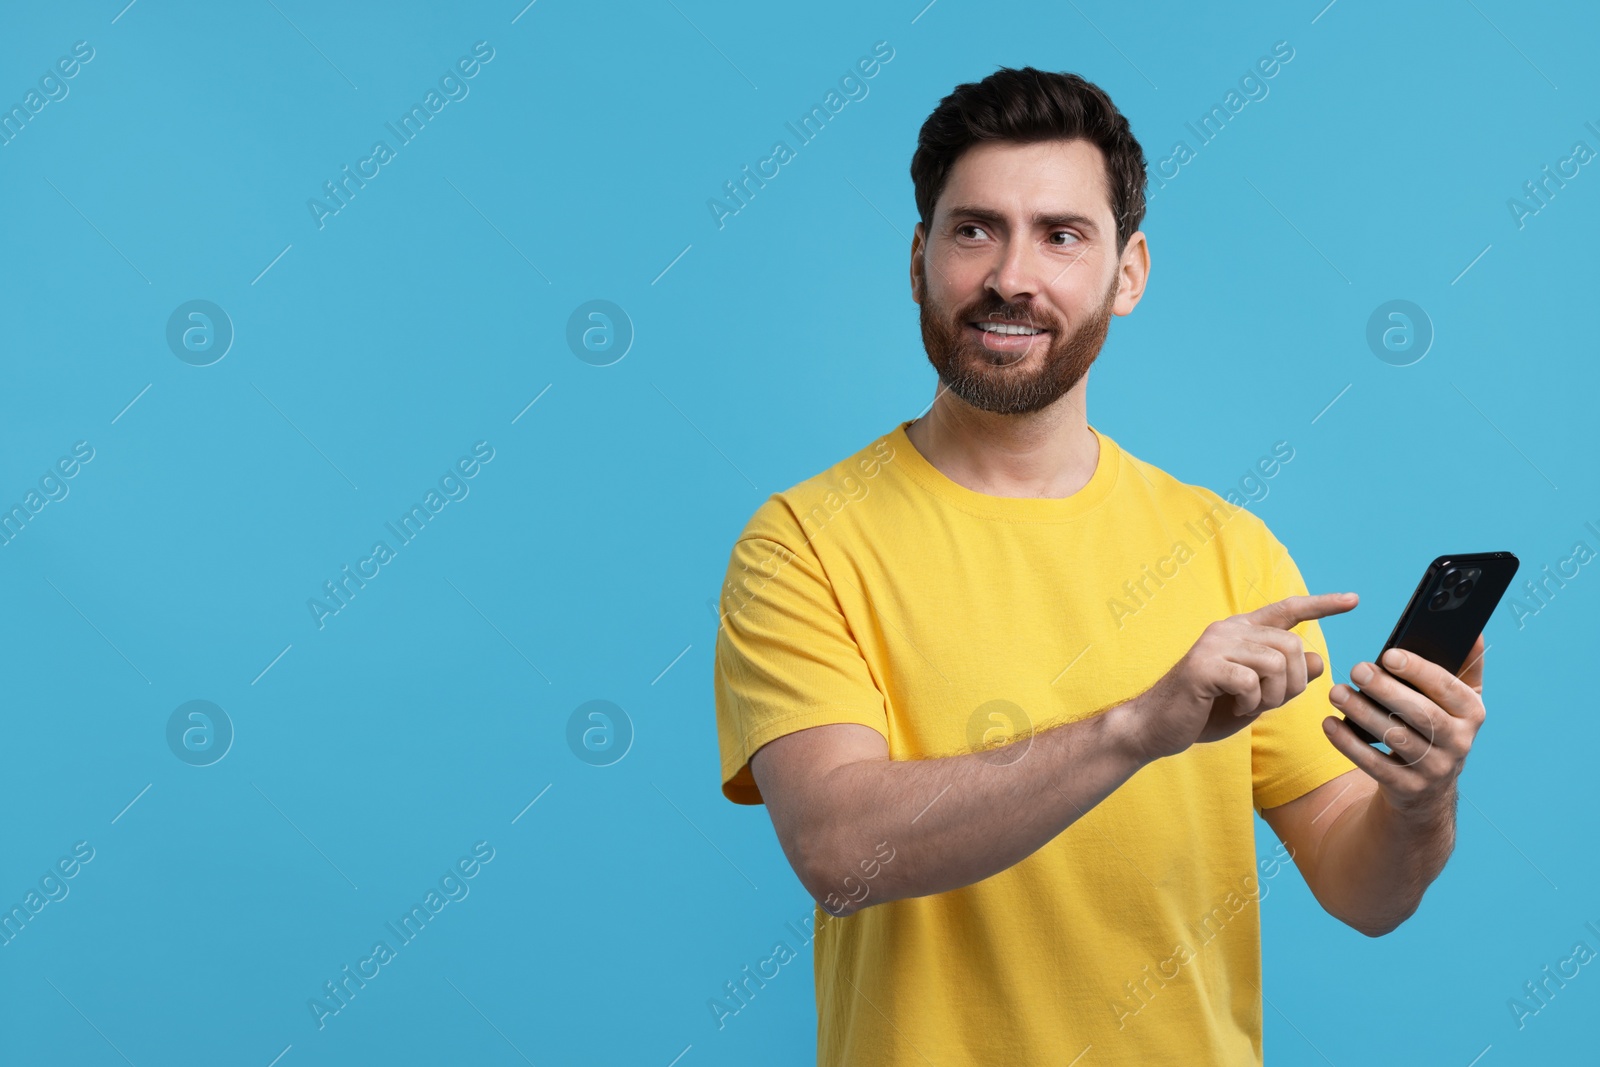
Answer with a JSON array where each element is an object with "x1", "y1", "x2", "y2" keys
[{"x1": 975, "y1": 322, "x2": 1043, "y2": 335}]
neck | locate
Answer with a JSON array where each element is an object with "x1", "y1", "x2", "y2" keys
[{"x1": 904, "y1": 380, "x2": 1097, "y2": 500}]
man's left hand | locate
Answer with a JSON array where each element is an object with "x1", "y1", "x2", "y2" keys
[{"x1": 1322, "y1": 634, "x2": 1488, "y2": 819}]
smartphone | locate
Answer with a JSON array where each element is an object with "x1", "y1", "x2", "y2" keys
[{"x1": 1341, "y1": 551, "x2": 1520, "y2": 746}]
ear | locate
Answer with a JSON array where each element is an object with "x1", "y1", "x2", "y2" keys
[
  {"x1": 910, "y1": 222, "x2": 926, "y2": 304},
  {"x1": 1112, "y1": 230, "x2": 1150, "y2": 316}
]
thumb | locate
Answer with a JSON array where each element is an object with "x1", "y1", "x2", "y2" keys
[{"x1": 1304, "y1": 650, "x2": 1324, "y2": 682}]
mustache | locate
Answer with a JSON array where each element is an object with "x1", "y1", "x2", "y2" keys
[{"x1": 960, "y1": 301, "x2": 1059, "y2": 332}]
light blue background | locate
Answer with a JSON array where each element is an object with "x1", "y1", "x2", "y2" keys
[{"x1": 1, "y1": 1, "x2": 1595, "y2": 1064}]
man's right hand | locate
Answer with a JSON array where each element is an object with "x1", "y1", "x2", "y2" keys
[{"x1": 1124, "y1": 592, "x2": 1360, "y2": 762}]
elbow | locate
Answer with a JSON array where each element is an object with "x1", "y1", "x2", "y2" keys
[
  {"x1": 794, "y1": 832, "x2": 898, "y2": 919},
  {"x1": 796, "y1": 849, "x2": 866, "y2": 919},
  {"x1": 1309, "y1": 874, "x2": 1425, "y2": 939},
  {"x1": 795, "y1": 865, "x2": 840, "y2": 914},
  {"x1": 1342, "y1": 905, "x2": 1417, "y2": 939},
  {"x1": 790, "y1": 828, "x2": 846, "y2": 913},
  {"x1": 810, "y1": 881, "x2": 885, "y2": 919},
  {"x1": 818, "y1": 892, "x2": 867, "y2": 919}
]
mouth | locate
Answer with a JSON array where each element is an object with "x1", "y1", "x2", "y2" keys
[{"x1": 966, "y1": 319, "x2": 1051, "y2": 353}]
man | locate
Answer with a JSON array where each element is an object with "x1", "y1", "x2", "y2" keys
[{"x1": 711, "y1": 66, "x2": 1487, "y2": 1065}]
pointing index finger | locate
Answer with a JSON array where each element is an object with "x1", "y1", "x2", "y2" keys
[{"x1": 1240, "y1": 592, "x2": 1359, "y2": 630}]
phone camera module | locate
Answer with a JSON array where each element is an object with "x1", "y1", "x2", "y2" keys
[{"x1": 1429, "y1": 565, "x2": 1481, "y2": 611}]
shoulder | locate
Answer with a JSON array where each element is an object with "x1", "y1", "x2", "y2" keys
[
  {"x1": 731, "y1": 429, "x2": 902, "y2": 551},
  {"x1": 1111, "y1": 434, "x2": 1281, "y2": 557}
]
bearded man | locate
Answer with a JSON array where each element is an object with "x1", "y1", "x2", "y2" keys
[{"x1": 712, "y1": 65, "x2": 1486, "y2": 1067}]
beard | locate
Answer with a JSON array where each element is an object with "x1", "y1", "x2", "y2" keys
[{"x1": 918, "y1": 266, "x2": 1119, "y2": 417}]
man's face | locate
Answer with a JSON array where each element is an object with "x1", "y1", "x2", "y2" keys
[{"x1": 912, "y1": 139, "x2": 1142, "y2": 417}]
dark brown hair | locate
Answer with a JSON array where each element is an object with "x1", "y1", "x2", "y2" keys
[{"x1": 910, "y1": 67, "x2": 1147, "y2": 253}]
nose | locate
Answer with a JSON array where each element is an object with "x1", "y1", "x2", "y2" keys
[{"x1": 986, "y1": 235, "x2": 1042, "y2": 307}]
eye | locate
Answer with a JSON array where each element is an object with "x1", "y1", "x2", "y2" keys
[
  {"x1": 956, "y1": 223, "x2": 991, "y2": 241},
  {"x1": 1048, "y1": 230, "x2": 1080, "y2": 246}
]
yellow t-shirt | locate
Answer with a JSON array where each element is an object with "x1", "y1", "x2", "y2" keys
[{"x1": 711, "y1": 420, "x2": 1358, "y2": 1066}]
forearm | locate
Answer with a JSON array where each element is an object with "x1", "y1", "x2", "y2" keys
[
  {"x1": 802, "y1": 702, "x2": 1150, "y2": 916},
  {"x1": 1311, "y1": 783, "x2": 1457, "y2": 936}
]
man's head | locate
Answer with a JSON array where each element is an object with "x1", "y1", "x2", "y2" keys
[{"x1": 909, "y1": 68, "x2": 1150, "y2": 417}]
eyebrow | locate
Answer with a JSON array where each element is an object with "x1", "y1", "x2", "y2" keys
[{"x1": 943, "y1": 204, "x2": 1101, "y2": 237}]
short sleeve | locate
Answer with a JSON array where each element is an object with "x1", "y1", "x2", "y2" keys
[
  {"x1": 1248, "y1": 531, "x2": 1359, "y2": 812},
  {"x1": 713, "y1": 533, "x2": 890, "y2": 805}
]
